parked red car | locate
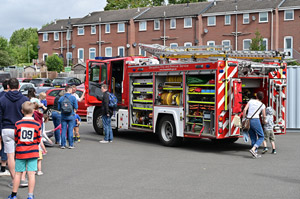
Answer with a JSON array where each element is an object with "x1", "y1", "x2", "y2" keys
[{"x1": 45, "y1": 88, "x2": 87, "y2": 117}]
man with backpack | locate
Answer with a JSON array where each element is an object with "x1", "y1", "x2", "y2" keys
[
  {"x1": 58, "y1": 85, "x2": 78, "y2": 149},
  {"x1": 99, "y1": 84, "x2": 115, "y2": 143}
]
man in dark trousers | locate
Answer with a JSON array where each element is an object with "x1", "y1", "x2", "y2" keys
[
  {"x1": 0, "y1": 79, "x2": 10, "y2": 176},
  {"x1": 0, "y1": 78, "x2": 29, "y2": 187},
  {"x1": 58, "y1": 85, "x2": 78, "y2": 149},
  {"x1": 99, "y1": 84, "x2": 113, "y2": 143}
]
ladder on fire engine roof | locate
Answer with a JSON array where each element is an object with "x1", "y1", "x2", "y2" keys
[{"x1": 139, "y1": 43, "x2": 287, "y2": 61}]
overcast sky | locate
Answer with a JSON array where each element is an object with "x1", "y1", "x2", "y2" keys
[{"x1": 0, "y1": 0, "x2": 107, "y2": 40}]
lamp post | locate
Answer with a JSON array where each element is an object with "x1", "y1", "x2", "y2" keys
[{"x1": 28, "y1": 44, "x2": 32, "y2": 63}]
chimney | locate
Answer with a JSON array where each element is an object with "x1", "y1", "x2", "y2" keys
[{"x1": 187, "y1": 0, "x2": 190, "y2": 7}]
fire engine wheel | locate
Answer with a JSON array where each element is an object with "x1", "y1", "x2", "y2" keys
[
  {"x1": 93, "y1": 109, "x2": 103, "y2": 135},
  {"x1": 158, "y1": 115, "x2": 182, "y2": 147}
]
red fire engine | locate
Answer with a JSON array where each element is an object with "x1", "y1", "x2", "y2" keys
[{"x1": 85, "y1": 44, "x2": 287, "y2": 146}]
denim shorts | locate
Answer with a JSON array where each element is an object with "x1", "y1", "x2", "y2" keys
[{"x1": 15, "y1": 158, "x2": 38, "y2": 172}]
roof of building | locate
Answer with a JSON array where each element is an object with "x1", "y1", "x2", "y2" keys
[
  {"x1": 38, "y1": 18, "x2": 80, "y2": 32},
  {"x1": 280, "y1": 0, "x2": 300, "y2": 8},
  {"x1": 135, "y1": 2, "x2": 213, "y2": 20},
  {"x1": 204, "y1": 0, "x2": 283, "y2": 14},
  {"x1": 75, "y1": 7, "x2": 149, "y2": 25}
]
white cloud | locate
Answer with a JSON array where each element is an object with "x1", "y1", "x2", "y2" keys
[{"x1": 0, "y1": 0, "x2": 107, "y2": 39}]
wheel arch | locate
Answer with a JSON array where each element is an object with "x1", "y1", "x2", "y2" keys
[{"x1": 153, "y1": 107, "x2": 184, "y2": 138}]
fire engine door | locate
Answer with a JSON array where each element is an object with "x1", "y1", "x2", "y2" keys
[
  {"x1": 269, "y1": 79, "x2": 286, "y2": 133},
  {"x1": 86, "y1": 61, "x2": 107, "y2": 104},
  {"x1": 228, "y1": 78, "x2": 242, "y2": 136}
]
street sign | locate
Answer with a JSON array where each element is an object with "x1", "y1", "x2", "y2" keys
[{"x1": 65, "y1": 66, "x2": 71, "y2": 72}]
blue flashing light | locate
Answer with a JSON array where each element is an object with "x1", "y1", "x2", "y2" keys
[
  {"x1": 206, "y1": 64, "x2": 210, "y2": 68},
  {"x1": 133, "y1": 69, "x2": 136, "y2": 72},
  {"x1": 219, "y1": 69, "x2": 224, "y2": 73},
  {"x1": 283, "y1": 71, "x2": 286, "y2": 75}
]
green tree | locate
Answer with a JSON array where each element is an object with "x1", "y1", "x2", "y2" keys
[
  {"x1": 0, "y1": 36, "x2": 14, "y2": 66},
  {"x1": 9, "y1": 28, "x2": 38, "y2": 64},
  {"x1": 46, "y1": 54, "x2": 64, "y2": 72},
  {"x1": 169, "y1": 0, "x2": 207, "y2": 3},
  {"x1": 250, "y1": 30, "x2": 265, "y2": 51},
  {"x1": 0, "y1": 50, "x2": 14, "y2": 66},
  {"x1": 104, "y1": 0, "x2": 164, "y2": 10}
]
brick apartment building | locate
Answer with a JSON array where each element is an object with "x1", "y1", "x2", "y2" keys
[{"x1": 37, "y1": 0, "x2": 300, "y2": 66}]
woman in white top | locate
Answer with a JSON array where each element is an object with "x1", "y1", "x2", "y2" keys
[{"x1": 243, "y1": 91, "x2": 266, "y2": 158}]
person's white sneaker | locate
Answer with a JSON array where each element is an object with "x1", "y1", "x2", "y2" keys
[
  {"x1": 37, "y1": 171, "x2": 44, "y2": 176},
  {"x1": 99, "y1": 140, "x2": 109, "y2": 143},
  {"x1": 0, "y1": 170, "x2": 10, "y2": 176}
]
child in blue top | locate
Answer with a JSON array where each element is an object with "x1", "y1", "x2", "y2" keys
[
  {"x1": 73, "y1": 114, "x2": 81, "y2": 143},
  {"x1": 39, "y1": 92, "x2": 47, "y2": 113}
]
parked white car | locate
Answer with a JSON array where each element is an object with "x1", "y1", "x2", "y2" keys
[{"x1": 19, "y1": 83, "x2": 35, "y2": 96}]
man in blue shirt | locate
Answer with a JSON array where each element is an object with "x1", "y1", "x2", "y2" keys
[{"x1": 58, "y1": 85, "x2": 78, "y2": 149}]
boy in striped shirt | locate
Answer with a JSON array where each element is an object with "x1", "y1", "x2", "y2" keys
[{"x1": 7, "y1": 101, "x2": 41, "y2": 199}]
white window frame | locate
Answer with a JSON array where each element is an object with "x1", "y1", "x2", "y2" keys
[
  {"x1": 118, "y1": 46, "x2": 125, "y2": 57},
  {"x1": 207, "y1": 16, "x2": 216, "y2": 26},
  {"x1": 207, "y1": 41, "x2": 215, "y2": 46},
  {"x1": 54, "y1": 32, "x2": 59, "y2": 41},
  {"x1": 154, "y1": 19, "x2": 160, "y2": 30},
  {"x1": 118, "y1": 23, "x2": 125, "y2": 33},
  {"x1": 262, "y1": 38, "x2": 268, "y2": 51},
  {"x1": 105, "y1": 24, "x2": 110, "y2": 33},
  {"x1": 284, "y1": 10, "x2": 294, "y2": 21},
  {"x1": 243, "y1": 39, "x2": 251, "y2": 50},
  {"x1": 139, "y1": 21, "x2": 147, "y2": 31},
  {"x1": 225, "y1": 15, "x2": 231, "y2": 25},
  {"x1": 259, "y1": 12, "x2": 268, "y2": 23},
  {"x1": 91, "y1": 25, "x2": 96, "y2": 34},
  {"x1": 89, "y1": 48, "x2": 96, "y2": 59},
  {"x1": 66, "y1": 31, "x2": 71, "y2": 40},
  {"x1": 42, "y1": 53, "x2": 48, "y2": 61},
  {"x1": 184, "y1": 17, "x2": 192, "y2": 28},
  {"x1": 284, "y1": 36, "x2": 293, "y2": 58},
  {"x1": 243, "y1": 13, "x2": 250, "y2": 24},
  {"x1": 66, "y1": 52, "x2": 72, "y2": 60},
  {"x1": 170, "y1": 43, "x2": 178, "y2": 49},
  {"x1": 43, "y1": 33, "x2": 48, "y2": 41},
  {"x1": 139, "y1": 47, "x2": 146, "y2": 56},
  {"x1": 184, "y1": 42, "x2": 193, "y2": 47},
  {"x1": 105, "y1": 47, "x2": 112, "y2": 57},
  {"x1": 78, "y1": 26, "x2": 84, "y2": 35},
  {"x1": 170, "y1": 18, "x2": 176, "y2": 29},
  {"x1": 78, "y1": 48, "x2": 84, "y2": 62},
  {"x1": 222, "y1": 40, "x2": 231, "y2": 51}
]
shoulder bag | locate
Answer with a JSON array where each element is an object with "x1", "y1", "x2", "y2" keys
[{"x1": 242, "y1": 103, "x2": 263, "y2": 131}]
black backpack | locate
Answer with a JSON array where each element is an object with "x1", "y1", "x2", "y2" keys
[{"x1": 61, "y1": 95, "x2": 73, "y2": 114}]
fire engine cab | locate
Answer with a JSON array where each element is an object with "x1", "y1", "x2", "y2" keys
[{"x1": 85, "y1": 44, "x2": 287, "y2": 146}]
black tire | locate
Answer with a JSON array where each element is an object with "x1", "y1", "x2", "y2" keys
[
  {"x1": 157, "y1": 115, "x2": 182, "y2": 147},
  {"x1": 93, "y1": 108, "x2": 104, "y2": 135}
]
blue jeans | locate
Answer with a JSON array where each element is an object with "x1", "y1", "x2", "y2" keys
[
  {"x1": 248, "y1": 118, "x2": 265, "y2": 149},
  {"x1": 52, "y1": 111, "x2": 61, "y2": 144},
  {"x1": 102, "y1": 115, "x2": 113, "y2": 141},
  {"x1": 61, "y1": 114, "x2": 75, "y2": 147}
]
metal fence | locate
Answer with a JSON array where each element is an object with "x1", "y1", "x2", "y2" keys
[{"x1": 287, "y1": 66, "x2": 300, "y2": 129}]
